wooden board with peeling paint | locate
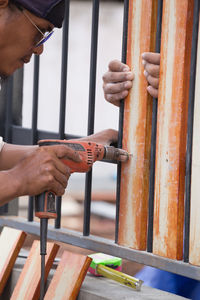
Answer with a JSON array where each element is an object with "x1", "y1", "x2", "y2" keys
[
  {"x1": 189, "y1": 14, "x2": 200, "y2": 266},
  {"x1": 44, "y1": 251, "x2": 92, "y2": 300},
  {"x1": 153, "y1": 0, "x2": 193, "y2": 259},
  {"x1": 0, "y1": 227, "x2": 26, "y2": 295},
  {"x1": 11, "y1": 240, "x2": 59, "y2": 300},
  {"x1": 118, "y1": 0, "x2": 158, "y2": 250}
]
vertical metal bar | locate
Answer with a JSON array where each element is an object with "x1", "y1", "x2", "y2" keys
[
  {"x1": 184, "y1": 0, "x2": 200, "y2": 262},
  {"x1": 5, "y1": 76, "x2": 14, "y2": 143},
  {"x1": 1, "y1": 76, "x2": 14, "y2": 215},
  {"x1": 0, "y1": 79, "x2": 8, "y2": 215},
  {"x1": 147, "y1": 0, "x2": 163, "y2": 253},
  {"x1": 115, "y1": 0, "x2": 129, "y2": 244},
  {"x1": 0, "y1": 69, "x2": 23, "y2": 216},
  {"x1": 55, "y1": 0, "x2": 70, "y2": 229},
  {"x1": 83, "y1": 0, "x2": 100, "y2": 236},
  {"x1": 28, "y1": 55, "x2": 40, "y2": 222}
]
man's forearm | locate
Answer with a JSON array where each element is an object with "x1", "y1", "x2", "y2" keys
[
  {"x1": 78, "y1": 129, "x2": 118, "y2": 146},
  {"x1": 0, "y1": 143, "x2": 38, "y2": 170},
  {"x1": 0, "y1": 170, "x2": 21, "y2": 206}
]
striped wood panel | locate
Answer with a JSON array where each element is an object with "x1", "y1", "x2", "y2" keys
[
  {"x1": 0, "y1": 227, "x2": 26, "y2": 295},
  {"x1": 11, "y1": 240, "x2": 59, "y2": 300},
  {"x1": 118, "y1": 0, "x2": 157, "y2": 249},
  {"x1": 44, "y1": 251, "x2": 92, "y2": 300},
  {"x1": 153, "y1": 0, "x2": 193, "y2": 259}
]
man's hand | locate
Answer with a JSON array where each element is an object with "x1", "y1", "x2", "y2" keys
[
  {"x1": 103, "y1": 52, "x2": 160, "y2": 106},
  {"x1": 7, "y1": 145, "x2": 81, "y2": 198},
  {"x1": 102, "y1": 60, "x2": 134, "y2": 107},
  {"x1": 142, "y1": 52, "x2": 160, "y2": 98}
]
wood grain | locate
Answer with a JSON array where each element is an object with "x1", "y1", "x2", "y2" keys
[
  {"x1": 153, "y1": 0, "x2": 193, "y2": 259},
  {"x1": 189, "y1": 13, "x2": 200, "y2": 266},
  {"x1": 0, "y1": 227, "x2": 26, "y2": 295},
  {"x1": 44, "y1": 251, "x2": 92, "y2": 300},
  {"x1": 11, "y1": 240, "x2": 59, "y2": 300},
  {"x1": 118, "y1": 0, "x2": 157, "y2": 249}
]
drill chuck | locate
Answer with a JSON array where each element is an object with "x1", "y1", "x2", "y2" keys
[{"x1": 104, "y1": 146, "x2": 129, "y2": 162}]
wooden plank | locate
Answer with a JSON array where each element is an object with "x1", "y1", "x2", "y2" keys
[
  {"x1": 0, "y1": 227, "x2": 26, "y2": 295},
  {"x1": 153, "y1": 0, "x2": 193, "y2": 259},
  {"x1": 189, "y1": 14, "x2": 200, "y2": 266},
  {"x1": 44, "y1": 251, "x2": 92, "y2": 300},
  {"x1": 11, "y1": 240, "x2": 59, "y2": 300},
  {"x1": 118, "y1": 0, "x2": 158, "y2": 249}
]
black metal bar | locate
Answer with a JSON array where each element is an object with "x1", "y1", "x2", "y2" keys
[
  {"x1": 0, "y1": 77, "x2": 13, "y2": 215},
  {"x1": 58, "y1": 0, "x2": 70, "y2": 139},
  {"x1": 184, "y1": 0, "x2": 200, "y2": 262},
  {"x1": 83, "y1": 0, "x2": 100, "y2": 236},
  {"x1": 28, "y1": 55, "x2": 40, "y2": 222},
  {"x1": 147, "y1": 0, "x2": 163, "y2": 253},
  {"x1": 3, "y1": 216, "x2": 200, "y2": 281},
  {"x1": 0, "y1": 204, "x2": 8, "y2": 214},
  {"x1": 5, "y1": 76, "x2": 14, "y2": 143},
  {"x1": 55, "y1": 0, "x2": 70, "y2": 229},
  {"x1": 1, "y1": 77, "x2": 11, "y2": 212},
  {"x1": 115, "y1": 0, "x2": 129, "y2": 244},
  {"x1": 31, "y1": 56, "x2": 40, "y2": 144}
]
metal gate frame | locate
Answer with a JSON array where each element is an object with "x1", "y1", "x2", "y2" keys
[{"x1": 0, "y1": 0, "x2": 200, "y2": 280}]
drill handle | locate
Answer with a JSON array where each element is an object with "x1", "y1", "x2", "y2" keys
[{"x1": 35, "y1": 191, "x2": 57, "y2": 219}]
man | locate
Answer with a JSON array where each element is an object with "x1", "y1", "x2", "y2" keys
[
  {"x1": 102, "y1": 54, "x2": 200, "y2": 299},
  {"x1": 0, "y1": 0, "x2": 117, "y2": 207}
]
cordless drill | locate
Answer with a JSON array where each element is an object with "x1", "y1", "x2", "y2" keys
[{"x1": 35, "y1": 139, "x2": 130, "y2": 299}]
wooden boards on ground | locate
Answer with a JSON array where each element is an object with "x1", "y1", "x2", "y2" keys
[
  {"x1": 118, "y1": 0, "x2": 157, "y2": 250},
  {"x1": 0, "y1": 227, "x2": 26, "y2": 295},
  {"x1": 153, "y1": 0, "x2": 193, "y2": 259},
  {"x1": 44, "y1": 251, "x2": 92, "y2": 300},
  {"x1": 11, "y1": 240, "x2": 59, "y2": 300}
]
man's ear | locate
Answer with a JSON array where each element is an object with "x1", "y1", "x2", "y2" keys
[{"x1": 0, "y1": 0, "x2": 9, "y2": 9}]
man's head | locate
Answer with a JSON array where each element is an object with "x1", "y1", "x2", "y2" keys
[{"x1": 0, "y1": 0, "x2": 65, "y2": 78}]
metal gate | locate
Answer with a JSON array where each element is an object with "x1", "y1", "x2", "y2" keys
[{"x1": 1, "y1": 0, "x2": 200, "y2": 281}]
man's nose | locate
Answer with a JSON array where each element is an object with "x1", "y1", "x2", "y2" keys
[{"x1": 33, "y1": 44, "x2": 44, "y2": 55}]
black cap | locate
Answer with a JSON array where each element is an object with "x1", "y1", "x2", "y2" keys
[{"x1": 12, "y1": 0, "x2": 65, "y2": 28}]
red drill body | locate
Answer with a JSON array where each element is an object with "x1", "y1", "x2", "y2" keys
[{"x1": 35, "y1": 139, "x2": 129, "y2": 219}]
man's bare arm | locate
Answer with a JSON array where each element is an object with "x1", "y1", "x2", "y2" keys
[
  {"x1": 0, "y1": 143, "x2": 81, "y2": 206},
  {"x1": 0, "y1": 143, "x2": 37, "y2": 170}
]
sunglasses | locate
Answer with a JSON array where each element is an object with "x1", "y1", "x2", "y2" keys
[{"x1": 17, "y1": 5, "x2": 54, "y2": 47}]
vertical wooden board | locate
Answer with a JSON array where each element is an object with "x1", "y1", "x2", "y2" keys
[
  {"x1": 11, "y1": 240, "x2": 59, "y2": 300},
  {"x1": 153, "y1": 0, "x2": 193, "y2": 259},
  {"x1": 44, "y1": 251, "x2": 92, "y2": 300},
  {"x1": 189, "y1": 14, "x2": 200, "y2": 266},
  {"x1": 118, "y1": 0, "x2": 157, "y2": 249},
  {"x1": 0, "y1": 227, "x2": 26, "y2": 295}
]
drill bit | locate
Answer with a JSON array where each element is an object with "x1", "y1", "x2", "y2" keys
[{"x1": 40, "y1": 218, "x2": 48, "y2": 300}]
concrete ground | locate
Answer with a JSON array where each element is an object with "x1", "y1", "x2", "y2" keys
[{"x1": 0, "y1": 256, "x2": 189, "y2": 300}]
